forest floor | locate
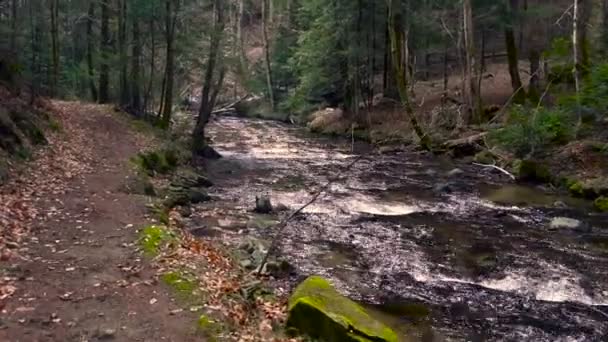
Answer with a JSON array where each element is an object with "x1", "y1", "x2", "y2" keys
[{"x1": 0, "y1": 102, "x2": 202, "y2": 341}]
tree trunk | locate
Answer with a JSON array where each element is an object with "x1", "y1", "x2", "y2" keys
[
  {"x1": 160, "y1": 0, "x2": 178, "y2": 128},
  {"x1": 192, "y1": 0, "x2": 226, "y2": 155},
  {"x1": 505, "y1": 0, "x2": 525, "y2": 104},
  {"x1": 462, "y1": 0, "x2": 481, "y2": 124},
  {"x1": 99, "y1": 0, "x2": 110, "y2": 104},
  {"x1": 50, "y1": 0, "x2": 60, "y2": 97},
  {"x1": 131, "y1": 19, "x2": 142, "y2": 114},
  {"x1": 387, "y1": 0, "x2": 431, "y2": 150},
  {"x1": 119, "y1": 0, "x2": 129, "y2": 106},
  {"x1": 144, "y1": 18, "x2": 156, "y2": 114},
  {"x1": 528, "y1": 49, "x2": 540, "y2": 101},
  {"x1": 573, "y1": 0, "x2": 583, "y2": 133},
  {"x1": 262, "y1": 0, "x2": 276, "y2": 111},
  {"x1": 87, "y1": 0, "x2": 98, "y2": 101},
  {"x1": 10, "y1": 0, "x2": 18, "y2": 54}
]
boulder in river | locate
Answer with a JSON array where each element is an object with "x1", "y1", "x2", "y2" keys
[
  {"x1": 512, "y1": 159, "x2": 552, "y2": 183},
  {"x1": 549, "y1": 217, "x2": 582, "y2": 230},
  {"x1": 594, "y1": 197, "x2": 608, "y2": 212},
  {"x1": 287, "y1": 276, "x2": 398, "y2": 342},
  {"x1": 255, "y1": 195, "x2": 273, "y2": 214}
]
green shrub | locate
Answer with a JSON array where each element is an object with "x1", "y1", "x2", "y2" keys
[{"x1": 490, "y1": 106, "x2": 575, "y2": 157}]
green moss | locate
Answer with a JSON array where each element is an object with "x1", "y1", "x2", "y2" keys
[
  {"x1": 287, "y1": 276, "x2": 398, "y2": 342},
  {"x1": 595, "y1": 197, "x2": 608, "y2": 212},
  {"x1": 512, "y1": 159, "x2": 552, "y2": 183},
  {"x1": 196, "y1": 314, "x2": 220, "y2": 341},
  {"x1": 132, "y1": 148, "x2": 182, "y2": 176},
  {"x1": 473, "y1": 150, "x2": 496, "y2": 165},
  {"x1": 161, "y1": 271, "x2": 198, "y2": 296},
  {"x1": 138, "y1": 225, "x2": 175, "y2": 256}
]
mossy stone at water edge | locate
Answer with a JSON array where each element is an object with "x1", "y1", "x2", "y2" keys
[
  {"x1": 512, "y1": 159, "x2": 552, "y2": 183},
  {"x1": 595, "y1": 197, "x2": 608, "y2": 212},
  {"x1": 287, "y1": 276, "x2": 399, "y2": 342}
]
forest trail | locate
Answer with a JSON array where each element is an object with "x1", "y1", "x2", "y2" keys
[{"x1": 0, "y1": 102, "x2": 198, "y2": 342}]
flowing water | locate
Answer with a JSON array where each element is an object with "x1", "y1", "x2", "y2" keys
[{"x1": 196, "y1": 116, "x2": 608, "y2": 341}]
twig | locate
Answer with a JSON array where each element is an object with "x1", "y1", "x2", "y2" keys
[
  {"x1": 257, "y1": 155, "x2": 364, "y2": 275},
  {"x1": 473, "y1": 162, "x2": 515, "y2": 180}
]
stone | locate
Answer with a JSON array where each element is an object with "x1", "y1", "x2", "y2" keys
[
  {"x1": 549, "y1": 217, "x2": 582, "y2": 230},
  {"x1": 255, "y1": 195, "x2": 273, "y2": 214},
  {"x1": 512, "y1": 159, "x2": 552, "y2": 183},
  {"x1": 595, "y1": 197, "x2": 608, "y2": 212},
  {"x1": 200, "y1": 145, "x2": 222, "y2": 160},
  {"x1": 473, "y1": 150, "x2": 495, "y2": 165},
  {"x1": 434, "y1": 183, "x2": 453, "y2": 194},
  {"x1": 447, "y1": 168, "x2": 464, "y2": 177},
  {"x1": 287, "y1": 276, "x2": 398, "y2": 342},
  {"x1": 96, "y1": 328, "x2": 116, "y2": 340}
]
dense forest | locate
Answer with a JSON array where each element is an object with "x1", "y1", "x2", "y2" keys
[{"x1": 1, "y1": 0, "x2": 608, "y2": 341}]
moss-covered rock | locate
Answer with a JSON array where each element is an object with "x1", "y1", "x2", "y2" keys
[
  {"x1": 287, "y1": 276, "x2": 399, "y2": 342},
  {"x1": 473, "y1": 150, "x2": 496, "y2": 165},
  {"x1": 512, "y1": 159, "x2": 552, "y2": 183},
  {"x1": 568, "y1": 178, "x2": 608, "y2": 199},
  {"x1": 595, "y1": 197, "x2": 608, "y2": 212}
]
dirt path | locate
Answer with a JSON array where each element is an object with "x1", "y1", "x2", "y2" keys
[{"x1": 0, "y1": 102, "x2": 198, "y2": 341}]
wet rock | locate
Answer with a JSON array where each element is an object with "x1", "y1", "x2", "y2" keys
[
  {"x1": 447, "y1": 168, "x2": 464, "y2": 177},
  {"x1": 473, "y1": 150, "x2": 496, "y2": 165},
  {"x1": 95, "y1": 328, "x2": 116, "y2": 340},
  {"x1": 255, "y1": 195, "x2": 273, "y2": 214},
  {"x1": 595, "y1": 197, "x2": 608, "y2": 212},
  {"x1": 512, "y1": 159, "x2": 552, "y2": 183},
  {"x1": 434, "y1": 183, "x2": 453, "y2": 194},
  {"x1": 549, "y1": 217, "x2": 582, "y2": 230},
  {"x1": 553, "y1": 201, "x2": 568, "y2": 209},
  {"x1": 165, "y1": 187, "x2": 210, "y2": 208},
  {"x1": 199, "y1": 145, "x2": 222, "y2": 160},
  {"x1": 172, "y1": 169, "x2": 213, "y2": 188},
  {"x1": 568, "y1": 178, "x2": 608, "y2": 199},
  {"x1": 287, "y1": 276, "x2": 398, "y2": 342}
]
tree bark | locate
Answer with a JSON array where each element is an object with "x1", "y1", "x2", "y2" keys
[
  {"x1": 262, "y1": 0, "x2": 276, "y2": 111},
  {"x1": 99, "y1": 0, "x2": 110, "y2": 104},
  {"x1": 160, "y1": 0, "x2": 179, "y2": 128},
  {"x1": 86, "y1": 0, "x2": 98, "y2": 101},
  {"x1": 119, "y1": 0, "x2": 129, "y2": 106},
  {"x1": 10, "y1": 0, "x2": 18, "y2": 54},
  {"x1": 192, "y1": 0, "x2": 226, "y2": 155},
  {"x1": 505, "y1": 0, "x2": 524, "y2": 103},
  {"x1": 462, "y1": 0, "x2": 481, "y2": 124},
  {"x1": 50, "y1": 0, "x2": 60, "y2": 97},
  {"x1": 131, "y1": 19, "x2": 142, "y2": 114},
  {"x1": 387, "y1": 0, "x2": 431, "y2": 150}
]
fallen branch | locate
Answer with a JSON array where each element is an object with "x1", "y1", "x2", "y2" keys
[
  {"x1": 257, "y1": 155, "x2": 365, "y2": 275},
  {"x1": 211, "y1": 94, "x2": 251, "y2": 114},
  {"x1": 473, "y1": 162, "x2": 515, "y2": 180}
]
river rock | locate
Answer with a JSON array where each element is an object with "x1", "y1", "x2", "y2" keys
[
  {"x1": 287, "y1": 276, "x2": 398, "y2": 342},
  {"x1": 512, "y1": 159, "x2": 552, "y2": 183},
  {"x1": 255, "y1": 195, "x2": 273, "y2": 214},
  {"x1": 447, "y1": 168, "x2": 464, "y2": 177},
  {"x1": 549, "y1": 217, "x2": 582, "y2": 230},
  {"x1": 595, "y1": 197, "x2": 608, "y2": 212}
]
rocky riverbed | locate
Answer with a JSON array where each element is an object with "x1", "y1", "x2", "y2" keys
[{"x1": 187, "y1": 116, "x2": 608, "y2": 341}]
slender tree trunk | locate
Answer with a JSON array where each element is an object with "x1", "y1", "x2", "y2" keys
[
  {"x1": 50, "y1": 0, "x2": 60, "y2": 97},
  {"x1": 505, "y1": 0, "x2": 524, "y2": 103},
  {"x1": 262, "y1": 0, "x2": 276, "y2": 110},
  {"x1": 86, "y1": 0, "x2": 98, "y2": 101},
  {"x1": 10, "y1": 0, "x2": 18, "y2": 54},
  {"x1": 528, "y1": 49, "x2": 540, "y2": 101},
  {"x1": 462, "y1": 0, "x2": 481, "y2": 124},
  {"x1": 99, "y1": 0, "x2": 110, "y2": 104},
  {"x1": 573, "y1": 0, "x2": 583, "y2": 133},
  {"x1": 192, "y1": 0, "x2": 226, "y2": 155},
  {"x1": 144, "y1": 18, "x2": 156, "y2": 114},
  {"x1": 119, "y1": 0, "x2": 129, "y2": 106},
  {"x1": 387, "y1": 0, "x2": 431, "y2": 150},
  {"x1": 160, "y1": 0, "x2": 178, "y2": 128},
  {"x1": 236, "y1": 0, "x2": 247, "y2": 78},
  {"x1": 131, "y1": 19, "x2": 142, "y2": 114}
]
